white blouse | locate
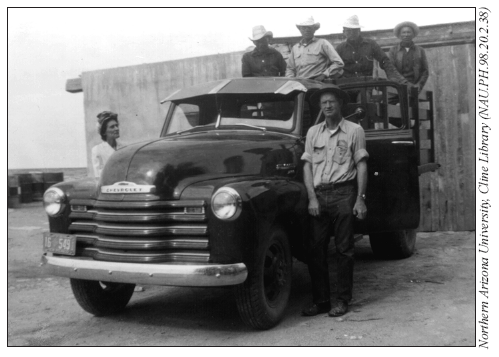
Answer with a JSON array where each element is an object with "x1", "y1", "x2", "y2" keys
[{"x1": 91, "y1": 141, "x2": 122, "y2": 178}]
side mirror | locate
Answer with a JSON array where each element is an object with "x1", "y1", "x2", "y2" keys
[{"x1": 345, "y1": 107, "x2": 366, "y2": 121}]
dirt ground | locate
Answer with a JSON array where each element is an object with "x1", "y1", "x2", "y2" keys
[{"x1": 8, "y1": 202, "x2": 475, "y2": 346}]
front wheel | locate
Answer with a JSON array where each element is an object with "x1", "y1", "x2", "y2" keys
[
  {"x1": 369, "y1": 229, "x2": 416, "y2": 259},
  {"x1": 235, "y1": 226, "x2": 292, "y2": 330},
  {"x1": 70, "y1": 279, "x2": 135, "y2": 316}
]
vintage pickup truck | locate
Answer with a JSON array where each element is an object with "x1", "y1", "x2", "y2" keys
[{"x1": 41, "y1": 77, "x2": 437, "y2": 329}]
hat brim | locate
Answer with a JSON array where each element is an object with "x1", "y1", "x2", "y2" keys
[
  {"x1": 249, "y1": 31, "x2": 273, "y2": 41},
  {"x1": 309, "y1": 86, "x2": 350, "y2": 107},
  {"x1": 343, "y1": 24, "x2": 363, "y2": 29},
  {"x1": 296, "y1": 23, "x2": 320, "y2": 30},
  {"x1": 394, "y1": 21, "x2": 419, "y2": 38}
]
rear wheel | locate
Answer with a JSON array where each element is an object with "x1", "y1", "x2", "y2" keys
[
  {"x1": 235, "y1": 226, "x2": 292, "y2": 330},
  {"x1": 369, "y1": 229, "x2": 416, "y2": 259},
  {"x1": 70, "y1": 279, "x2": 135, "y2": 316}
]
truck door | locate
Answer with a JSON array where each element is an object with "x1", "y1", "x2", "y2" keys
[{"x1": 341, "y1": 82, "x2": 420, "y2": 234}]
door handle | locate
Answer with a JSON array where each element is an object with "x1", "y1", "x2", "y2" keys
[
  {"x1": 391, "y1": 141, "x2": 414, "y2": 146},
  {"x1": 276, "y1": 163, "x2": 297, "y2": 170}
]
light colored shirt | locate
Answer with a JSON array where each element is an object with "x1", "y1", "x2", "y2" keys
[
  {"x1": 91, "y1": 141, "x2": 122, "y2": 178},
  {"x1": 301, "y1": 119, "x2": 368, "y2": 187},
  {"x1": 285, "y1": 37, "x2": 344, "y2": 79}
]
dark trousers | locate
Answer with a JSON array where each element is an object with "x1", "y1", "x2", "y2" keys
[{"x1": 307, "y1": 184, "x2": 356, "y2": 304}]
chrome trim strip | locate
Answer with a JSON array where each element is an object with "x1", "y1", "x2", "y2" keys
[
  {"x1": 274, "y1": 80, "x2": 307, "y2": 95},
  {"x1": 276, "y1": 163, "x2": 297, "y2": 170},
  {"x1": 82, "y1": 248, "x2": 210, "y2": 263},
  {"x1": 391, "y1": 141, "x2": 414, "y2": 146},
  {"x1": 69, "y1": 199, "x2": 206, "y2": 209},
  {"x1": 92, "y1": 200, "x2": 206, "y2": 209},
  {"x1": 101, "y1": 182, "x2": 156, "y2": 194},
  {"x1": 69, "y1": 223, "x2": 208, "y2": 236},
  {"x1": 41, "y1": 255, "x2": 247, "y2": 287},
  {"x1": 208, "y1": 79, "x2": 231, "y2": 94},
  {"x1": 76, "y1": 234, "x2": 209, "y2": 250},
  {"x1": 160, "y1": 89, "x2": 182, "y2": 104},
  {"x1": 69, "y1": 210, "x2": 206, "y2": 223}
]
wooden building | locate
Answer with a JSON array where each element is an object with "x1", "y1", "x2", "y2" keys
[{"x1": 67, "y1": 21, "x2": 476, "y2": 232}]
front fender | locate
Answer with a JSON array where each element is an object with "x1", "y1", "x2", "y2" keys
[
  {"x1": 46, "y1": 178, "x2": 99, "y2": 233},
  {"x1": 208, "y1": 179, "x2": 307, "y2": 267}
]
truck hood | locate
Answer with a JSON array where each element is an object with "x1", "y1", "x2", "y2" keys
[{"x1": 99, "y1": 131, "x2": 297, "y2": 199}]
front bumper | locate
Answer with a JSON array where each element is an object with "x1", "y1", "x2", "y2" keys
[{"x1": 41, "y1": 254, "x2": 247, "y2": 287}]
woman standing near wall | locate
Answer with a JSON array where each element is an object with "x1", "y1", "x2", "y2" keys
[{"x1": 92, "y1": 111, "x2": 121, "y2": 178}]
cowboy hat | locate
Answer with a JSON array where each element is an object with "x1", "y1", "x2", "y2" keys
[
  {"x1": 249, "y1": 25, "x2": 273, "y2": 41},
  {"x1": 343, "y1": 15, "x2": 363, "y2": 29},
  {"x1": 310, "y1": 85, "x2": 349, "y2": 107},
  {"x1": 296, "y1": 16, "x2": 320, "y2": 30},
  {"x1": 394, "y1": 21, "x2": 420, "y2": 38}
]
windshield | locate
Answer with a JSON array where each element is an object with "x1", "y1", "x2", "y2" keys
[{"x1": 163, "y1": 93, "x2": 297, "y2": 135}]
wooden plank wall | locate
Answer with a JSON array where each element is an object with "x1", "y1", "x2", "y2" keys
[
  {"x1": 272, "y1": 21, "x2": 476, "y2": 231},
  {"x1": 417, "y1": 44, "x2": 475, "y2": 231},
  {"x1": 79, "y1": 22, "x2": 475, "y2": 231}
]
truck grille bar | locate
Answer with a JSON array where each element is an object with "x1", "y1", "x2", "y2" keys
[{"x1": 68, "y1": 199, "x2": 210, "y2": 263}]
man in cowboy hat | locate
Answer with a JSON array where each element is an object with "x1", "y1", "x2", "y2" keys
[
  {"x1": 242, "y1": 25, "x2": 287, "y2": 77},
  {"x1": 336, "y1": 15, "x2": 407, "y2": 84},
  {"x1": 301, "y1": 85, "x2": 368, "y2": 317},
  {"x1": 388, "y1": 21, "x2": 429, "y2": 91},
  {"x1": 285, "y1": 17, "x2": 344, "y2": 80}
]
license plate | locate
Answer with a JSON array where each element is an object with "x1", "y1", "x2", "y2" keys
[{"x1": 43, "y1": 232, "x2": 76, "y2": 256}]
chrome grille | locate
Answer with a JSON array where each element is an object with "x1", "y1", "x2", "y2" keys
[{"x1": 68, "y1": 199, "x2": 209, "y2": 263}]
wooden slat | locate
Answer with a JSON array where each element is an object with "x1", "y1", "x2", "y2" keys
[
  {"x1": 420, "y1": 120, "x2": 431, "y2": 129},
  {"x1": 410, "y1": 108, "x2": 428, "y2": 120},
  {"x1": 66, "y1": 78, "x2": 82, "y2": 93},
  {"x1": 419, "y1": 129, "x2": 430, "y2": 140},
  {"x1": 418, "y1": 100, "x2": 431, "y2": 110},
  {"x1": 420, "y1": 140, "x2": 432, "y2": 150},
  {"x1": 420, "y1": 150, "x2": 431, "y2": 165}
]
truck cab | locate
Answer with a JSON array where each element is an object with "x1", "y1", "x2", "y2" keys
[{"x1": 41, "y1": 77, "x2": 437, "y2": 329}]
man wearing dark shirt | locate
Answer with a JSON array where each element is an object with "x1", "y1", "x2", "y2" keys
[
  {"x1": 336, "y1": 15, "x2": 407, "y2": 84},
  {"x1": 388, "y1": 21, "x2": 429, "y2": 91},
  {"x1": 242, "y1": 25, "x2": 287, "y2": 77}
]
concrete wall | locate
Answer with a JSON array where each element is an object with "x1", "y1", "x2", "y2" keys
[{"x1": 81, "y1": 52, "x2": 244, "y2": 175}]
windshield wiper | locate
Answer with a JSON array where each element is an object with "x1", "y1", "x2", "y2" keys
[
  {"x1": 176, "y1": 124, "x2": 215, "y2": 135},
  {"x1": 222, "y1": 123, "x2": 267, "y2": 132}
]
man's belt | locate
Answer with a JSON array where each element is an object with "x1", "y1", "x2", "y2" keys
[{"x1": 315, "y1": 180, "x2": 356, "y2": 192}]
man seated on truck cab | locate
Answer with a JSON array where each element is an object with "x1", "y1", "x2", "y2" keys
[
  {"x1": 285, "y1": 16, "x2": 344, "y2": 81},
  {"x1": 242, "y1": 25, "x2": 287, "y2": 77},
  {"x1": 336, "y1": 15, "x2": 408, "y2": 86},
  {"x1": 301, "y1": 85, "x2": 368, "y2": 317},
  {"x1": 388, "y1": 21, "x2": 429, "y2": 92}
]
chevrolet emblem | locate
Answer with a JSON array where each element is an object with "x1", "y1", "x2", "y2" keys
[{"x1": 101, "y1": 181, "x2": 156, "y2": 194}]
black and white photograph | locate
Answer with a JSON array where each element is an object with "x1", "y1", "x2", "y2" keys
[{"x1": 7, "y1": 2, "x2": 492, "y2": 348}]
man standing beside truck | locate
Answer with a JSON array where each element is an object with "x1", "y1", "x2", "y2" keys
[{"x1": 301, "y1": 85, "x2": 368, "y2": 317}]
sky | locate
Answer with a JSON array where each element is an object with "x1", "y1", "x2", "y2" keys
[{"x1": 7, "y1": 4, "x2": 477, "y2": 169}]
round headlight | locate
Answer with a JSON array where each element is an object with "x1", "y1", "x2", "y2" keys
[
  {"x1": 43, "y1": 187, "x2": 66, "y2": 217},
  {"x1": 211, "y1": 187, "x2": 242, "y2": 220}
]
